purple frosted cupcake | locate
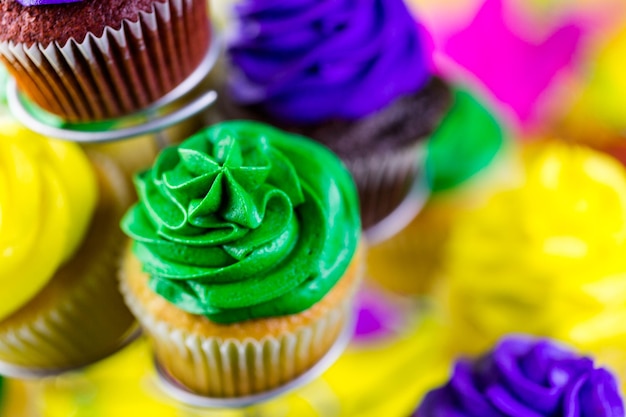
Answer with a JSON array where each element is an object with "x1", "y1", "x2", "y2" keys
[
  {"x1": 223, "y1": 0, "x2": 451, "y2": 228},
  {"x1": 416, "y1": 336, "x2": 625, "y2": 417}
]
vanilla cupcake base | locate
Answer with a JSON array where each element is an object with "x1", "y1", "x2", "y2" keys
[
  {"x1": 150, "y1": 300, "x2": 350, "y2": 398},
  {"x1": 120, "y1": 246, "x2": 363, "y2": 398},
  {"x1": 0, "y1": 152, "x2": 136, "y2": 371}
]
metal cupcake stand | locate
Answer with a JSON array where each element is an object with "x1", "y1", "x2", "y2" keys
[
  {"x1": 0, "y1": 325, "x2": 142, "y2": 380},
  {"x1": 2, "y1": 29, "x2": 429, "y2": 414}
]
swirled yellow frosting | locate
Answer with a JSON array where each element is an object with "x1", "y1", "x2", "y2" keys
[
  {"x1": 0, "y1": 123, "x2": 97, "y2": 320},
  {"x1": 445, "y1": 141, "x2": 626, "y2": 356}
]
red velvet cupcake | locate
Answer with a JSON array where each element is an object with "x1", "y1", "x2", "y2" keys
[{"x1": 0, "y1": 0, "x2": 211, "y2": 122}]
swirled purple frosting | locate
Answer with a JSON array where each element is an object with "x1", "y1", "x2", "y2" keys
[
  {"x1": 228, "y1": 0, "x2": 432, "y2": 125},
  {"x1": 416, "y1": 336, "x2": 625, "y2": 417},
  {"x1": 15, "y1": 0, "x2": 82, "y2": 6}
]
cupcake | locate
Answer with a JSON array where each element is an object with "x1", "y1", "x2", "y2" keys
[
  {"x1": 119, "y1": 120, "x2": 363, "y2": 397},
  {"x1": 222, "y1": 0, "x2": 452, "y2": 229},
  {"x1": 366, "y1": 89, "x2": 510, "y2": 295},
  {"x1": 0, "y1": 122, "x2": 136, "y2": 370},
  {"x1": 415, "y1": 336, "x2": 625, "y2": 417},
  {"x1": 0, "y1": 0, "x2": 211, "y2": 122},
  {"x1": 442, "y1": 141, "x2": 626, "y2": 375}
]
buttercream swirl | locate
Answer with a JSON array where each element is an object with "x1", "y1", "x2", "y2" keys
[
  {"x1": 228, "y1": 0, "x2": 431, "y2": 124},
  {"x1": 0, "y1": 123, "x2": 97, "y2": 320},
  {"x1": 121, "y1": 121, "x2": 360, "y2": 324},
  {"x1": 417, "y1": 336, "x2": 625, "y2": 417},
  {"x1": 444, "y1": 142, "x2": 626, "y2": 364}
]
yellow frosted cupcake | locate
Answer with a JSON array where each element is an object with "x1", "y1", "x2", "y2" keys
[
  {"x1": 0, "y1": 122, "x2": 136, "y2": 371},
  {"x1": 119, "y1": 121, "x2": 363, "y2": 397},
  {"x1": 442, "y1": 141, "x2": 626, "y2": 376}
]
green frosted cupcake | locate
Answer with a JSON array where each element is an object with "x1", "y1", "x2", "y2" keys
[{"x1": 119, "y1": 121, "x2": 364, "y2": 397}]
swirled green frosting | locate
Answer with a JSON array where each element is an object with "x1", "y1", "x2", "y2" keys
[{"x1": 121, "y1": 121, "x2": 360, "y2": 324}]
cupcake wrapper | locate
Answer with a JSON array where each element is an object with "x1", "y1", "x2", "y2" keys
[
  {"x1": 345, "y1": 141, "x2": 427, "y2": 230},
  {"x1": 121, "y1": 279, "x2": 352, "y2": 397},
  {"x1": 0, "y1": 247, "x2": 135, "y2": 370},
  {"x1": 0, "y1": 154, "x2": 136, "y2": 370},
  {"x1": 0, "y1": 0, "x2": 210, "y2": 122}
]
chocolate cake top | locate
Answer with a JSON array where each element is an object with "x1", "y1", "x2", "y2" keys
[
  {"x1": 219, "y1": 78, "x2": 452, "y2": 159},
  {"x1": 0, "y1": 0, "x2": 157, "y2": 46}
]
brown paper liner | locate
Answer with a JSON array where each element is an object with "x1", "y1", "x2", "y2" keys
[
  {"x1": 0, "y1": 152, "x2": 136, "y2": 369},
  {"x1": 120, "y1": 246, "x2": 364, "y2": 397},
  {"x1": 0, "y1": 0, "x2": 210, "y2": 122},
  {"x1": 345, "y1": 141, "x2": 426, "y2": 230}
]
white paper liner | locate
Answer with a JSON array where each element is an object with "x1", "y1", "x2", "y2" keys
[
  {"x1": 120, "y1": 277, "x2": 352, "y2": 398},
  {"x1": 154, "y1": 312, "x2": 355, "y2": 408},
  {"x1": 0, "y1": 153, "x2": 136, "y2": 371},
  {"x1": 0, "y1": 0, "x2": 210, "y2": 122}
]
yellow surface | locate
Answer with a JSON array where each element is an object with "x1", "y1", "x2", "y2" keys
[
  {"x1": 6, "y1": 307, "x2": 449, "y2": 417},
  {"x1": 0, "y1": 123, "x2": 97, "y2": 320},
  {"x1": 0, "y1": 379, "x2": 38, "y2": 417},
  {"x1": 443, "y1": 141, "x2": 626, "y2": 377}
]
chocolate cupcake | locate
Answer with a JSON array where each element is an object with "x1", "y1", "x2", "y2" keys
[
  {"x1": 365, "y1": 90, "x2": 509, "y2": 296},
  {"x1": 0, "y1": 0, "x2": 211, "y2": 122},
  {"x1": 222, "y1": 0, "x2": 452, "y2": 229}
]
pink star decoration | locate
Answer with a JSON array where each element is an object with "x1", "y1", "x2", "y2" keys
[{"x1": 437, "y1": 0, "x2": 583, "y2": 130}]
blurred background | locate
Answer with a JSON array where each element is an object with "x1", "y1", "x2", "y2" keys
[{"x1": 3, "y1": 0, "x2": 626, "y2": 415}]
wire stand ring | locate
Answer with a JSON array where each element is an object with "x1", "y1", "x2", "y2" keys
[
  {"x1": 0, "y1": 324, "x2": 142, "y2": 380},
  {"x1": 6, "y1": 32, "x2": 221, "y2": 144}
]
